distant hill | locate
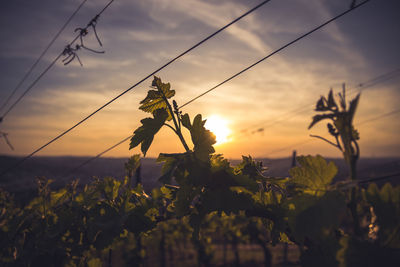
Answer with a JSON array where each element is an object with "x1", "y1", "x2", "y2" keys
[{"x1": 1, "y1": 155, "x2": 399, "y2": 203}]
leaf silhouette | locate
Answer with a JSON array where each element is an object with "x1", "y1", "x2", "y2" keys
[
  {"x1": 327, "y1": 89, "x2": 337, "y2": 110},
  {"x1": 289, "y1": 155, "x2": 337, "y2": 196},
  {"x1": 182, "y1": 113, "x2": 216, "y2": 161},
  {"x1": 139, "y1": 76, "x2": 175, "y2": 120},
  {"x1": 130, "y1": 108, "x2": 168, "y2": 156},
  {"x1": 157, "y1": 153, "x2": 186, "y2": 184},
  {"x1": 348, "y1": 93, "x2": 360, "y2": 123},
  {"x1": 308, "y1": 114, "x2": 335, "y2": 129}
]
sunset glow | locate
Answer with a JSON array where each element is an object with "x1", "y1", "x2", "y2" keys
[
  {"x1": 205, "y1": 115, "x2": 231, "y2": 145},
  {"x1": 0, "y1": 1, "x2": 399, "y2": 159}
]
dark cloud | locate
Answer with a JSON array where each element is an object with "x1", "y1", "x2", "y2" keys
[{"x1": 335, "y1": 0, "x2": 400, "y2": 71}]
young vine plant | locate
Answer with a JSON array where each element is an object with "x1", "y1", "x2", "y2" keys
[{"x1": 0, "y1": 77, "x2": 398, "y2": 267}]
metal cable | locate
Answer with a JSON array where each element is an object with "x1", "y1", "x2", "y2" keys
[
  {"x1": 0, "y1": 0, "x2": 273, "y2": 176},
  {"x1": 0, "y1": 0, "x2": 115, "y2": 120},
  {"x1": 57, "y1": 0, "x2": 374, "y2": 174},
  {"x1": 0, "y1": 0, "x2": 88, "y2": 114},
  {"x1": 179, "y1": 0, "x2": 371, "y2": 109}
]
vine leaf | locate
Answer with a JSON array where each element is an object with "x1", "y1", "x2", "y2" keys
[
  {"x1": 124, "y1": 205, "x2": 156, "y2": 235},
  {"x1": 157, "y1": 153, "x2": 186, "y2": 184},
  {"x1": 207, "y1": 157, "x2": 259, "y2": 192},
  {"x1": 181, "y1": 113, "x2": 191, "y2": 129},
  {"x1": 365, "y1": 183, "x2": 400, "y2": 248},
  {"x1": 289, "y1": 155, "x2": 337, "y2": 196},
  {"x1": 286, "y1": 191, "x2": 346, "y2": 244},
  {"x1": 181, "y1": 113, "x2": 216, "y2": 161},
  {"x1": 139, "y1": 76, "x2": 175, "y2": 120},
  {"x1": 99, "y1": 177, "x2": 121, "y2": 201},
  {"x1": 308, "y1": 114, "x2": 335, "y2": 129},
  {"x1": 201, "y1": 187, "x2": 255, "y2": 213},
  {"x1": 125, "y1": 154, "x2": 141, "y2": 177},
  {"x1": 327, "y1": 89, "x2": 337, "y2": 110},
  {"x1": 234, "y1": 155, "x2": 267, "y2": 181},
  {"x1": 87, "y1": 258, "x2": 102, "y2": 267},
  {"x1": 348, "y1": 93, "x2": 360, "y2": 122},
  {"x1": 316, "y1": 97, "x2": 327, "y2": 111},
  {"x1": 130, "y1": 108, "x2": 168, "y2": 156}
]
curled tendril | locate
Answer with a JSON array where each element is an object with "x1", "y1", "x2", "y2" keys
[
  {"x1": 0, "y1": 131, "x2": 14, "y2": 150},
  {"x1": 87, "y1": 15, "x2": 103, "y2": 47},
  {"x1": 74, "y1": 24, "x2": 104, "y2": 54},
  {"x1": 62, "y1": 44, "x2": 83, "y2": 66}
]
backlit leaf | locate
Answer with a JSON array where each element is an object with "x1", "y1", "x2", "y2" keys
[
  {"x1": 286, "y1": 191, "x2": 346, "y2": 244},
  {"x1": 316, "y1": 96, "x2": 328, "y2": 111},
  {"x1": 327, "y1": 89, "x2": 337, "y2": 110},
  {"x1": 139, "y1": 76, "x2": 175, "y2": 120},
  {"x1": 181, "y1": 113, "x2": 191, "y2": 129},
  {"x1": 348, "y1": 93, "x2": 360, "y2": 123},
  {"x1": 182, "y1": 113, "x2": 216, "y2": 161},
  {"x1": 130, "y1": 108, "x2": 168, "y2": 156},
  {"x1": 125, "y1": 154, "x2": 141, "y2": 177},
  {"x1": 234, "y1": 155, "x2": 267, "y2": 181},
  {"x1": 289, "y1": 155, "x2": 337, "y2": 196},
  {"x1": 157, "y1": 153, "x2": 186, "y2": 184},
  {"x1": 308, "y1": 114, "x2": 335, "y2": 129}
]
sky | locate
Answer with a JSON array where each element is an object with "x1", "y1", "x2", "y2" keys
[{"x1": 0, "y1": 0, "x2": 399, "y2": 161}]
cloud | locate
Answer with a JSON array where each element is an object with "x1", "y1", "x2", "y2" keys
[
  {"x1": 144, "y1": 0, "x2": 270, "y2": 54},
  {"x1": 310, "y1": 0, "x2": 367, "y2": 68},
  {"x1": 0, "y1": 0, "x2": 398, "y2": 158}
]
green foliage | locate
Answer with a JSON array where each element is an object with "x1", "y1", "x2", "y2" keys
[
  {"x1": 125, "y1": 154, "x2": 141, "y2": 177},
  {"x1": 309, "y1": 87, "x2": 360, "y2": 168},
  {"x1": 285, "y1": 191, "x2": 346, "y2": 243},
  {"x1": 139, "y1": 76, "x2": 175, "y2": 120},
  {"x1": 364, "y1": 183, "x2": 400, "y2": 248},
  {"x1": 1, "y1": 79, "x2": 397, "y2": 266},
  {"x1": 181, "y1": 113, "x2": 216, "y2": 161},
  {"x1": 289, "y1": 155, "x2": 337, "y2": 196},
  {"x1": 234, "y1": 155, "x2": 267, "y2": 181},
  {"x1": 0, "y1": 173, "x2": 158, "y2": 266},
  {"x1": 130, "y1": 108, "x2": 168, "y2": 156},
  {"x1": 156, "y1": 152, "x2": 186, "y2": 184},
  {"x1": 337, "y1": 236, "x2": 400, "y2": 267}
]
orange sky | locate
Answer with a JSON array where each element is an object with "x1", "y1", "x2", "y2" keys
[{"x1": 0, "y1": 0, "x2": 399, "y2": 160}]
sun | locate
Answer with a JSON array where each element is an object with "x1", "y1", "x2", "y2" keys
[{"x1": 204, "y1": 115, "x2": 231, "y2": 145}]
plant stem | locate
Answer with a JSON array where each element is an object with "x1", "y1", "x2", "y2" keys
[
  {"x1": 161, "y1": 95, "x2": 190, "y2": 152},
  {"x1": 310, "y1": 134, "x2": 340, "y2": 149},
  {"x1": 339, "y1": 120, "x2": 361, "y2": 236},
  {"x1": 163, "y1": 123, "x2": 178, "y2": 134},
  {"x1": 348, "y1": 158, "x2": 361, "y2": 236}
]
